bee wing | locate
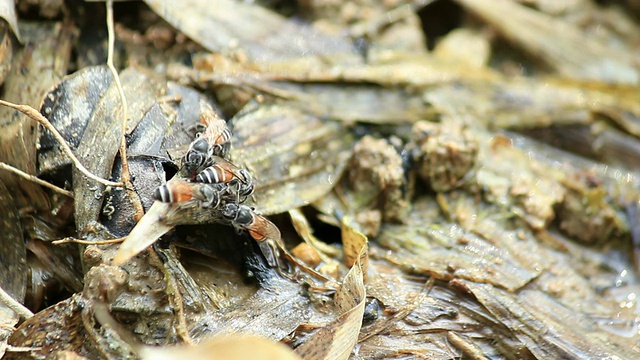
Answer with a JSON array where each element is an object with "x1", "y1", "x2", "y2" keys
[
  {"x1": 250, "y1": 213, "x2": 282, "y2": 243},
  {"x1": 203, "y1": 119, "x2": 230, "y2": 145},
  {"x1": 246, "y1": 213, "x2": 282, "y2": 268}
]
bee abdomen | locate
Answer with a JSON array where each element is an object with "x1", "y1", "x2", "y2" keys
[
  {"x1": 196, "y1": 166, "x2": 220, "y2": 183},
  {"x1": 154, "y1": 185, "x2": 172, "y2": 203}
]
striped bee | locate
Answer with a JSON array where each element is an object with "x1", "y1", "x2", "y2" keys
[
  {"x1": 221, "y1": 203, "x2": 281, "y2": 267},
  {"x1": 154, "y1": 180, "x2": 221, "y2": 209},
  {"x1": 195, "y1": 157, "x2": 254, "y2": 201},
  {"x1": 182, "y1": 137, "x2": 214, "y2": 179}
]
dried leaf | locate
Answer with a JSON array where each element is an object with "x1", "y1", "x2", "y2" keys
[
  {"x1": 191, "y1": 277, "x2": 311, "y2": 341},
  {"x1": 295, "y1": 245, "x2": 366, "y2": 360},
  {"x1": 0, "y1": 22, "x2": 75, "y2": 212},
  {"x1": 140, "y1": 334, "x2": 301, "y2": 360},
  {"x1": 72, "y1": 67, "x2": 166, "y2": 233},
  {"x1": 340, "y1": 215, "x2": 369, "y2": 282},
  {"x1": 230, "y1": 103, "x2": 353, "y2": 215},
  {"x1": 464, "y1": 281, "x2": 638, "y2": 359},
  {"x1": 455, "y1": 0, "x2": 639, "y2": 84},
  {"x1": 289, "y1": 208, "x2": 340, "y2": 262},
  {"x1": 144, "y1": 0, "x2": 354, "y2": 62}
]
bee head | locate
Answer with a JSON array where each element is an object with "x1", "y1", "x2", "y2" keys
[{"x1": 190, "y1": 137, "x2": 211, "y2": 155}]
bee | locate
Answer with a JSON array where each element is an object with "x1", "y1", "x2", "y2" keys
[
  {"x1": 199, "y1": 107, "x2": 232, "y2": 158},
  {"x1": 154, "y1": 180, "x2": 221, "y2": 208},
  {"x1": 202, "y1": 122, "x2": 232, "y2": 158},
  {"x1": 221, "y1": 203, "x2": 281, "y2": 267},
  {"x1": 182, "y1": 138, "x2": 214, "y2": 179},
  {"x1": 196, "y1": 157, "x2": 254, "y2": 200}
]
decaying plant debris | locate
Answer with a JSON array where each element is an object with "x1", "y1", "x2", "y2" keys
[{"x1": 0, "y1": 0, "x2": 640, "y2": 359}]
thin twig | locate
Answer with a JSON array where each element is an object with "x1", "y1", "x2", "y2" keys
[
  {"x1": 106, "y1": 0, "x2": 144, "y2": 222},
  {"x1": 0, "y1": 285, "x2": 33, "y2": 320},
  {"x1": 5, "y1": 345, "x2": 42, "y2": 352},
  {"x1": 0, "y1": 99, "x2": 123, "y2": 187},
  {"x1": 52, "y1": 237, "x2": 125, "y2": 245},
  {"x1": 0, "y1": 162, "x2": 73, "y2": 198},
  {"x1": 0, "y1": 162, "x2": 73, "y2": 197}
]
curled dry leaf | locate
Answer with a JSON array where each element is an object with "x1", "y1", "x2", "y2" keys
[
  {"x1": 294, "y1": 245, "x2": 367, "y2": 360},
  {"x1": 340, "y1": 215, "x2": 369, "y2": 283},
  {"x1": 289, "y1": 208, "x2": 339, "y2": 260}
]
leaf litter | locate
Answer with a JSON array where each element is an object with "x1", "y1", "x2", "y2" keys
[{"x1": 0, "y1": 0, "x2": 639, "y2": 359}]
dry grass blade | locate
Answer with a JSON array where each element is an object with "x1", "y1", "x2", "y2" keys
[
  {"x1": 0, "y1": 162, "x2": 72, "y2": 197},
  {"x1": 0, "y1": 99, "x2": 123, "y2": 187}
]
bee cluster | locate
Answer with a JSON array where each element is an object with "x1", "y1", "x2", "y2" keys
[{"x1": 153, "y1": 111, "x2": 281, "y2": 268}]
